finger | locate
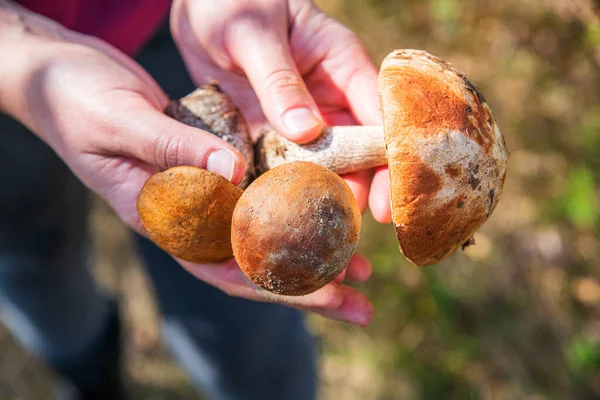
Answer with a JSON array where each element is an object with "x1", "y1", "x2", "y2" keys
[
  {"x1": 307, "y1": 285, "x2": 375, "y2": 327},
  {"x1": 321, "y1": 252, "x2": 372, "y2": 285},
  {"x1": 341, "y1": 169, "x2": 372, "y2": 213},
  {"x1": 369, "y1": 166, "x2": 392, "y2": 224},
  {"x1": 99, "y1": 100, "x2": 248, "y2": 185},
  {"x1": 334, "y1": 41, "x2": 382, "y2": 126},
  {"x1": 227, "y1": 18, "x2": 324, "y2": 143},
  {"x1": 320, "y1": 109, "x2": 357, "y2": 127},
  {"x1": 180, "y1": 258, "x2": 374, "y2": 325},
  {"x1": 345, "y1": 57, "x2": 383, "y2": 126},
  {"x1": 311, "y1": 33, "x2": 382, "y2": 126},
  {"x1": 334, "y1": 269, "x2": 347, "y2": 284},
  {"x1": 344, "y1": 253, "x2": 372, "y2": 283},
  {"x1": 180, "y1": 259, "x2": 345, "y2": 309}
]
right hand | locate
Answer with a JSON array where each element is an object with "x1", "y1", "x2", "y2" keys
[
  {"x1": 171, "y1": 0, "x2": 392, "y2": 225},
  {"x1": 0, "y1": 3, "x2": 374, "y2": 326}
]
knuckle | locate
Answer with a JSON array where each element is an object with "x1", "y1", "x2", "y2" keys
[
  {"x1": 263, "y1": 68, "x2": 305, "y2": 96},
  {"x1": 153, "y1": 132, "x2": 183, "y2": 168},
  {"x1": 342, "y1": 29, "x2": 363, "y2": 45}
]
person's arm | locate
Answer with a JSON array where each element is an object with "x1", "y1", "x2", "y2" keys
[
  {"x1": 0, "y1": 1, "x2": 374, "y2": 326},
  {"x1": 0, "y1": 1, "x2": 60, "y2": 121}
]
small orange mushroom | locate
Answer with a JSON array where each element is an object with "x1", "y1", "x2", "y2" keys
[
  {"x1": 231, "y1": 162, "x2": 361, "y2": 296},
  {"x1": 137, "y1": 166, "x2": 242, "y2": 263}
]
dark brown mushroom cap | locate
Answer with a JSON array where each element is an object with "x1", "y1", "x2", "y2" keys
[
  {"x1": 137, "y1": 166, "x2": 243, "y2": 263},
  {"x1": 231, "y1": 161, "x2": 362, "y2": 296},
  {"x1": 378, "y1": 49, "x2": 509, "y2": 266}
]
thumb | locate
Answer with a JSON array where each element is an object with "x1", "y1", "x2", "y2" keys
[
  {"x1": 110, "y1": 104, "x2": 248, "y2": 184},
  {"x1": 227, "y1": 25, "x2": 324, "y2": 143}
]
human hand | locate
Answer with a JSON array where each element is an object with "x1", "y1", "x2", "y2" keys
[
  {"x1": 169, "y1": 0, "x2": 388, "y2": 325},
  {"x1": 0, "y1": 3, "x2": 373, "y2": 326},
  {"x1": 170, "y1": 0, "x2": 392, "y2": 225}
]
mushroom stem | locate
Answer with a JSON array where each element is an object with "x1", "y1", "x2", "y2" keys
[
  {"x1": 166, "y1": 83, "x2": 255, "y2": 188},
  {"x1": 256, "y1": 125, "x2": 387, "y2": 175}
]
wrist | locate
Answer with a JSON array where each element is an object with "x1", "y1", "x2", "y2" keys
[{"x1": 0, "y1": 2, "x2": 71, "y2": 122}]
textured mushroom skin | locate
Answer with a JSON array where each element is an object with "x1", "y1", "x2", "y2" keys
[
  {"x1": 231, "y1": 162, "x2": 362, "y2": 296},
  {"x1": 137, "y1": 166, "x2": 243, "y2": 263},
  {"x1": 378, "y1": 49, "x2": 508, "y2": 266},
  {"x1": 165, "y1": 82, "x2": 255, "y2": 188}
]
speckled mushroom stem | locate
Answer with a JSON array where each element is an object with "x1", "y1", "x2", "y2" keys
[
  {"x1": 255, "y1": 126, "x2": 387, "y2": 175},
  {"x1": 165, "y1": 83, "x2": 255, "y2": 188}
]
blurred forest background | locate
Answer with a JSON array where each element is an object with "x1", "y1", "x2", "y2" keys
[{"x1": 1, "y1": 0, "x2": 600, "y2": 399}]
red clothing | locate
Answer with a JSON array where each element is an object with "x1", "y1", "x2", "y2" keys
[{"x1": 17, "y1": 0, "x2": 172, "y2": 55}]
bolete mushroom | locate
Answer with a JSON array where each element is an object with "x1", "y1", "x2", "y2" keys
[
  {"x1": 256, "y1": 49, "x2": 509, "y2": 266},
  {"x1": 231, "y1": 161, "x2": 362, "y2": 296},
  {"x1": 137, "y1": 84, "x2": 253, "y2": 263},
  {"x1": 137, "y1": 166, "x2": 242, "y2": 263}
]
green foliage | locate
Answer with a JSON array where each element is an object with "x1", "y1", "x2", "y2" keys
[
  {"x1": 566, "y1": 336, "x2": 600, "y2": 375},
  {"x1": 586, "y1": 22, "x2": 600, "y2": 46},
  {"x1": 430, "y1": 0, "x2": 459, "y2": 23},
  {"x1": 562, "y1": 166, "x2": 599, "y2": 229}
]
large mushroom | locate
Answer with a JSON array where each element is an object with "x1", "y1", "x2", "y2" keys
[
  {"x1": 256, "y1": 49, "x2": 509, "y2": 266},
  {"x1": 137, "y1": 49, "x2": 508, "y2": 277}
]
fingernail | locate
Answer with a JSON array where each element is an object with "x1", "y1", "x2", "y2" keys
[
  {"x1": 282, "y1": 108, "x2": 321, "y2": 139},
  {"x1": 206, "y1": 149, "x2": 236, "y2": 181},
  {"x1": 349, "y1": 307, "x2": 375, "y2": 327},
  {"x1": 360, "y1": 303, "x2": 376, "y2": 326}
]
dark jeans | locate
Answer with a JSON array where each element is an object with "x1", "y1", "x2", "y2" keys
[{"x1": 0, "y1": 25, "x2": 317, "y2": 400}]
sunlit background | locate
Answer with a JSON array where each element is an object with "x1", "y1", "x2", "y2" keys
[{"x1": 1, "y1": 0, "x2": 599, "y2": 399}]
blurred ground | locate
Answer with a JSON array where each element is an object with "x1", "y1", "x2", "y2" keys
[{"x1": 2, "y1": 0, "x2": 600, "y2": 399}]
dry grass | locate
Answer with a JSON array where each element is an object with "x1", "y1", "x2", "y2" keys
[{"x1": 2, "y1": 0, "x2": 600, "y2": 399}]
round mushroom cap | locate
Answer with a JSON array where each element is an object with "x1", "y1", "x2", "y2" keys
[
  {"x1": 137, "y1": 166, "x2": 243, "y2": 263},
  {"x1": 231, "y1": 161, "x2": 362, "y2": 296},
  {"x1": 378, "y1": 49, "x2": 509, "y2": 266}
]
